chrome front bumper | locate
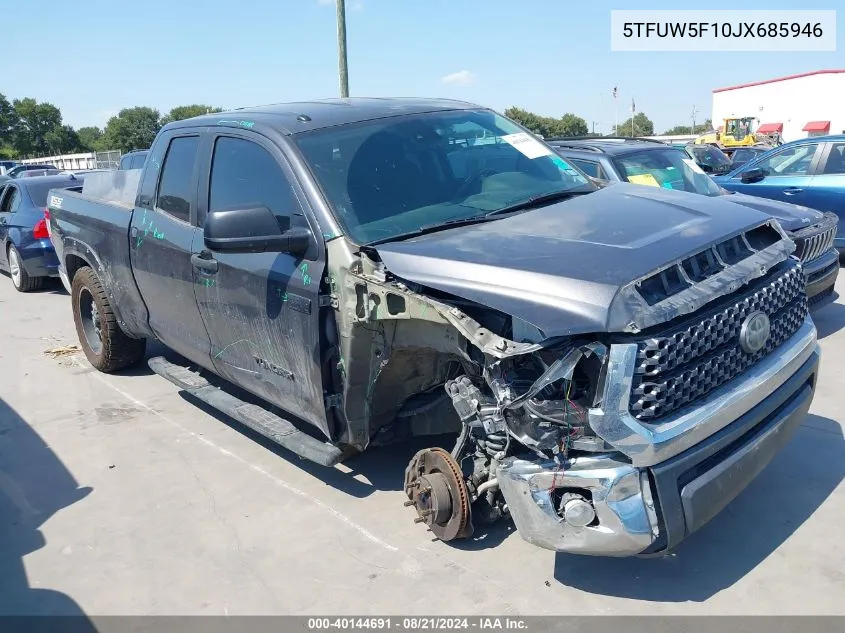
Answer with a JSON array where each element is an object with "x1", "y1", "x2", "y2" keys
[
  {"x1": 498, "y1": 317, "x2": 819, "y2": 556},
  {"x1": 497, "y1": 454, "x2": 657, "y2": 556},
  {"x1": 589, "y1": 317, "x2": 818, "y2": 468}
]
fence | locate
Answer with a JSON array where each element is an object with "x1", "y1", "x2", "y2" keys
[
  {"x1": 95, "y1": 150, "x2": 121, "y2": 170},
  {"x1": 18, "y1": 150, "x2": 123, "y2": 171},
  {"x1": 642, "y1": 134, "x2": 699, "y2": 144}
]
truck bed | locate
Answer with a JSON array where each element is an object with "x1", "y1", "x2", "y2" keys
[{"x1": 48, "y1": 173, "x2": 151, "y2": 339}]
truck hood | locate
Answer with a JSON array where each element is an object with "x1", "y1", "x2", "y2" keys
[
  {"x1": 375, "y1": 184, "x2": 781, "y2": 338},
  {"x1": 718, "y1": 191, "x2": 823, "y2": 232}
]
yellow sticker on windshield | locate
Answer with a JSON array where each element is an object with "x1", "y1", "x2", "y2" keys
[{"x1": 627, "y1": 173, "x2": 660, "y2": 187}]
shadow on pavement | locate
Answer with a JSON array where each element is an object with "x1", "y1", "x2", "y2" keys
[
  {"x1": 179, "y1": 384, "x2": 457, "y2": 497},
  {"x1": 812, "y1": 300, "x2": 845, "y2": 339},
  {"x1": 0, "y1": 274, "x2": 68, "y2": 296},
  {"x1": 0, "y1": 397, "x2": 96, "y2": 625},
  {"x1": 553, "y1": 414, "x2": 844, "y2": 602}
]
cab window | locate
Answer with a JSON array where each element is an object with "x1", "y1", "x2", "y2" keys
[
  {"x1": 0, "y1": 185, "x2": 21, "y2": 212},
  {"x1": 752, "y1": 144, "x2": 819, "y2": 177},
  {"x1": 569, "y1": 159, "x2": 606, "y2": 179}
]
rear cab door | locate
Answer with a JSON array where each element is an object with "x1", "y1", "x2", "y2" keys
[
  {"x1": 0, "y1": 184, "x2": 10, "y2": 267},
  {"x1": 0, "y1": 183, "x2": 22, "y2": 268},
  {"x1": 803, "y1": 140, "x2": 845, "y2": 243},
  {"x1": 128, "y1": 128, "x2": 213, "y2": 366},
  {"x1": 192, "y1": 127, "x2": 331, "y2": 439}
]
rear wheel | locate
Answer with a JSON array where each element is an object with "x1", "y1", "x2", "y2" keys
[
  {"x1": 7, "y1": 244, "x2": 44, "y2": 292},
  {"x1": 71, "y1": 266, "x2": 146, "y2": 372}
]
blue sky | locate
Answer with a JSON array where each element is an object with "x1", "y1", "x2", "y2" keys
[{"x1": 4, "y1": 0, "x2": 842, "y2": 134}]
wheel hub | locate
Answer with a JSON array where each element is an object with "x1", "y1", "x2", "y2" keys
[
  {"x1": 9, "y1": 248, "x2": 20, "y2": 284},
  {"x1": 92, "y1": 309, "x2": 102, "y2": 340},
  {"x1": 404, "y1": 447, "x2": 473, "y2": 541}
]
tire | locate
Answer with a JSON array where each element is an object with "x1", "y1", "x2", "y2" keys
[
  {"x1": 7, "y1": 244, "x2": 44, "y2": 292},
  {"x1": 71, "y1": 265, "x2": 146, "y2": 372}
]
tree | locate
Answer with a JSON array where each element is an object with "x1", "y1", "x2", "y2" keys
[
  {"x1": 103, "y1": 107, "x2": 161, "y2": 152},
  {"x1": 161, "y1": 104, "x2": 223, "y2": 125},
  {"x1": 504, "y1": 107, "x2": 589, "y2": 138},
  {"x1": 77, "y1": 126, "x2": 106, "y2": 152},
  {"x1": 558, "y1": 113, "x2": 589, "y2": 137},
  {"x1": 45, "y1": 125, "x2": 82, "y2": 154},
  {"x1": 0, "y1": 93, "x2": 19, "y2": 147},
  {"x1": 12, "y1": 98, "x2": 62, "y2": 156},
  {"x1": 663, "y1": 119, "x2": 712, "y2": 135},
  {"x1": 612, "y1": 112, "x2": 654, "y2": 136}
]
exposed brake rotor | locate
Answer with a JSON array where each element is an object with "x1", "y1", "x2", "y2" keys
[{"x1": 403, "y1": 447, "x2": 473, "y2": 542}]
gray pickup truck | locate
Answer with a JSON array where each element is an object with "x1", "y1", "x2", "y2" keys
[{"x1": 48, "y1": 99, "x2": 820, "y2": 557}]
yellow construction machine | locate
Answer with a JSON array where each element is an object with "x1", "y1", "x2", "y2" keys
[{"x1": 694, "y1": 117, "x2": 781, "y2": 149}]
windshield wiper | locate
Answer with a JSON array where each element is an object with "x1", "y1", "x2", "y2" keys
[
  {"x1": 360, "y1": 188, "x2": 592, "y2": 248},
  {"x1": 361, "y1": 214, "x2": 493, "y2": 247},
  {"x1": 484, "y1": 188, "x2": 592, "y2": 217}
]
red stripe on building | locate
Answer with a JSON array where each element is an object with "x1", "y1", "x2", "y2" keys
[{"x1": 713, "y1": 69, "x2": 845, "y2": 93}]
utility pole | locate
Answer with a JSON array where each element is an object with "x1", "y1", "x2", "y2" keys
[
  {"x1": 691, "y1": 105, "x2": 699, "y2": 134},
  {"x1": 336, "y1": 0, "x2": 349, "y2": 98},
  {"x1": 592, "y1": 121, "x2": 597, "y2": 135}
]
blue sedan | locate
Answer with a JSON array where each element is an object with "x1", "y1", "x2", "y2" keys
[
  {"x1": 0, "y1": 174, "x2": 84, "y2": 292},
  {"x1": 713, "y1": 135, "x2": 845, "y2": 253}
]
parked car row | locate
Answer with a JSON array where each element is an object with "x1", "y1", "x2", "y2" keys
[
  {"x1": 548, "y1": 136, "x2": 840, "y2": 308},
  {"x1": 30, "y1": 98, "x2": 825, "y2": 560},
  {"x1": 0, "y1": 174, "x2": 85, "y2": 291},
  {"x1": 0, "y1": 162, "x2": 59, "y2": 183}
]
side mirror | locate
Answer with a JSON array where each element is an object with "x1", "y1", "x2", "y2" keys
[
  {"x1": 204, "y1": 206, "x2": 312, "y2": 256},
  {"x1": 740, "y1": 167, "x2": 765, "y2": 184}
]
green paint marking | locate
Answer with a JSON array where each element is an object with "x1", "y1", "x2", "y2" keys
[
  {"x1": 420, "y1": 303, "x2": 429, "y2": 318},
  {"x1": 153, "y1": 229, "x2": 165, "y2": 240},
  {"x1": 299, "y1": 262, "x2": 311, "y2": 286},
  {"x1": 217, "y1": 119, "x2": 255, "y2": 129},
  {"x1": 213, "y1": 338, "x2": 259, "y2": 359},
  {"x1": 275, "y1": 288, "x2": 289, "y2": 302}
]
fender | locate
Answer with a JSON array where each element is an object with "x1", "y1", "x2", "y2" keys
[{"x1": 61, "y1": 237, "x2": 154, "y2": 340}]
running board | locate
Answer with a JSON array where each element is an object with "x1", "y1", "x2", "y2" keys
[{"x1": 148, "y1": 356, "x2": 344, "y2": 467}]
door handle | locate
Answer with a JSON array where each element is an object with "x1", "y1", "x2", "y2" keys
[
  {"x1": 191, "y1": 251, "x2": 218, "y2": 274},
  {"x1": 130, "y1": 226, "x2": 138, "y2": 238},
  {"x1": 783, "y1": 187, "x2": 803, "y2": 195}
]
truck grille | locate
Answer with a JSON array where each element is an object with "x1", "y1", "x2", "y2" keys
[
  {"x1": 793, "y1": 212, "x2": 838, "y2": 264},
  {"x1": 628, "y1": 262, "x2": 807, "y2": 421}
]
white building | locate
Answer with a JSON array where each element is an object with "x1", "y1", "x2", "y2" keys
[{"x1": 711, "y1": 69, "x2": 845, "y2": 143}]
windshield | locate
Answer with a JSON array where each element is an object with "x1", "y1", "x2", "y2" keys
[
  {"x1": 614, "y1": 148, "x2": 725, "y2": 196},
  {"x1": 294, "y1": 109, "x2": 594, "y2": 244},
  {"x1": 686, "y1": 144, "x2": 732, "y2": 170}
]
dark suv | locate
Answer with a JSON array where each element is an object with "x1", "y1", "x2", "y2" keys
[
  {"x1": 118, "y1": 149, "x2": 149, "y2": 170},
  {"x1": 549, "y1": 137, "x2": 839, "y2": 308}
]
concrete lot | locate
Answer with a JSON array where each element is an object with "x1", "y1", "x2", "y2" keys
[{"x1": 0, "y1": 273, "x2": 843, "y2": 617}]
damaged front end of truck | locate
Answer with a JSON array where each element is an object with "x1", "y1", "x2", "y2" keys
[{"x1": 323, "y1": 216, "x2": 807, "y2": 556}]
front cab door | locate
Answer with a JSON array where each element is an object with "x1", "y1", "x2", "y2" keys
[
  {"x1": 128, "y1": 131, "x2": 213, "y2": 365},
  {"x1": 193, "y1": 132, "x2": 330, "y2": 438},
  {"x1": 729, "y1": 142, "x2": 822, "y2": 206}
]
